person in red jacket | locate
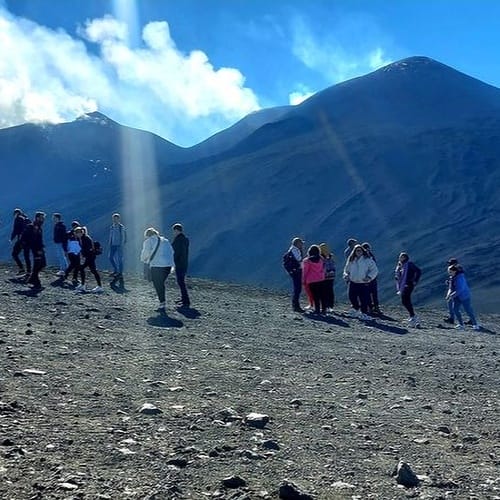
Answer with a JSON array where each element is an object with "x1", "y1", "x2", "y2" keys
[{"x1": 302, "y1": 245, "x2": 327, "y2": 315}]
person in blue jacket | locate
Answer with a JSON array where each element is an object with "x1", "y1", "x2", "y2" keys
[{"x1": 446, "y1": 265, "x2": 480, "y2": 330}]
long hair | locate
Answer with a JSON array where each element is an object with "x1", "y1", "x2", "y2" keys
[{"x1": 348, "y1": 244, "x2": 368, "y2": 262}]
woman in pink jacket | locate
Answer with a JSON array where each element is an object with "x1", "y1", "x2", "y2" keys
[{"x1": 302, "y1": 245, "x2": 327, "y2": 315}]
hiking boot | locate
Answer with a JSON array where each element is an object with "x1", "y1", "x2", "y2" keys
[
  {"x1": 91, "y1": 286, "x2": 104, "y2": 293},
  {"x1": 75, "y1": 284, "x2": 86, "y2": 293},
  {"x1": 293, "y1": 306, "x2": 305, "y2": 313},
  {"x1": 56, "y1": 270, "x2": 65, "y2": 277},
  {"x1": 408, "y1": 316, "x2": 420, "y2": 327},
  {"x1": 16, "y1": 268, "x2": 25, "y2": 276}
]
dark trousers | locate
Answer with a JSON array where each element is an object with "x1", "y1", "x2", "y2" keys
[
  {"x1": 79, "y1": 256, "x2": 101, "y2": 286},
  {"x1": 151, "y1": 266, "x2": 171, "y2": 303},
  {"x1": 12, "y1": 240, "x2": 31, "y2": 273},
  {"x1": 309, "y1": 280, "x2": 328, "y2": 313},
  {"x1": 29, "y1": 252, "x2": 46, "y2": 288},
  {"x1": 348, "y1": 282, "x2": 370, "y2": 313},
  {"x1": 368, "y1": 278, "x2": 379, "y2": 309},
  {"x1": 401, "y1": 284, "x2": 415, "y2": 317},
  {"x1": 290, "y1": 269, "x2": 302, "y2": 308},
  {"x1": 324, "y1": 279, "x2": 335, "y2": 308},
  {"x1": 175, "y1": 269, "x2": 190, "y2": 306},
  {"x1": 65, "y1": 253, "x2": 80, "y2": 281}
]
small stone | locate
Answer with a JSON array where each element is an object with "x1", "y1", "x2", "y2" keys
[
  {"x1": 22, "y1": 369, "x2": 47, "y2": 375},
  {"x1": 240, "y1": 449, "x2": 265, "y2": 460},
  {"x1": 437, "y1": 425, "x2": 451, "y2": 434},
  {"x1": 166, "y1": 457, "x2": 188, "y2": 468},
  {"x1": 278, "y1": 480, "x2": 314, "y2": 499},
  {"x1": 222, "y1": 475, "x2": 247, "y2": 489},
  {"x1": 244, "y1": 412, "x2": 269, "y2": 429},
  {"x1": 323, "y1": 373, "x2": 333, "y2": 378},
  {"x1": 25, "y1": 329, "x2": 34, "y2": 335},
  {"x1": 332, "y1": 481, "x2": 355, "y2": 489},
  {"x1": 395, "y1": 461, "x2": 420, "y2": 488},
  {"x1": 261, "y1": 439, "x2": 280, "y2": 450},
  {"x1": 58, "y1": 482, "x2": 78, "y2": 490},
  {"x1": 138, "y1": 403, "x2": 162, "y2": 415},
  {"x1": 1, "y1": 438, "x2": 15, "y2": 446},
  {"x1": 290, "y1": 399, "x2": 303, "y2": 406}
]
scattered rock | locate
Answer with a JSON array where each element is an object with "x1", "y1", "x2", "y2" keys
[
  {"x1": 138, "y1": 403, "x2": 162, "y2": 415},
  {"x1": 240, "y1": 449, "x2": 265, "y2": 460},
  {"x1": 244, "y1": 413, "x2": 269, "y2": 429},
  {"x1": 214, "y1": 407, "x2": 242, "y2": 422},
  {"x1": 166, "y1": 457, "x2": 188, "y2": 468},
  {"x1": 394, "y1": 461, "x2": 420, "y2": 488},
  {"x1": 222, "y1": 475, "x2": 247, "y2": 488},
  {"x1": 261, "y1": 439, "x2": 280, "y2": 450},
  {"x1": 278, "y1": 480, "x2": 314, "y2": 499}
]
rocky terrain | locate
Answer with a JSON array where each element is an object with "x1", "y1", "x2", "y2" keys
[{"x1": 0, "y1": 263, "x2": 499, "y2": 499}]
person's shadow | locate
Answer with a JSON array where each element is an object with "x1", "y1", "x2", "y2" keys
[
  {"x1": 175, "y1": 305, "x2": 201, "y2": 319},
  {"x1": 147, "y1": 312, "x2": 183, "y2": 328}
]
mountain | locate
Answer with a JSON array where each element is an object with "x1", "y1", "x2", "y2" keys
[{"x1": 1, "y1": 57, "x2": 499, "y2": 312}]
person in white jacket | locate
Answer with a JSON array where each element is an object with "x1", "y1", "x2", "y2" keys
[
  {"x1": 343, "y1": 244, "x2": 378, "y2": 320},
  {"x1": 140, "y1": 227, "x2": 174, "y2": 312}
]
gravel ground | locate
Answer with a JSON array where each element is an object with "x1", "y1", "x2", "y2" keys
[{"x1": 0, "y1": 264, "x2": 499, "y2": 499}]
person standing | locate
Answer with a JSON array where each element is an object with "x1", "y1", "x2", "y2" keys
[
  {"x1": 319, "y1": 242, "x2": 336, "y2": 311},
  {"x1": 362, "y1": 242, "x2": 381, "y2": 314},
  {"x1": 108, "y1": 213, "x2": 126, "y2": 277},
  {"x1": 443, "y1": 257, "x2": 460, "y2": 324},
  {"x1": 302, "y1": 245, "x2": 328, "y2": 315},
  {"x1": 74, "y1": 226, "x2": 103, "y2": 293},
  {"x1": 23, "y1": 212, "x2": 46, "y2": 290},
  {"x1": 10, "y1": 208, "x2": 31, "y2": 276},
  {"x1": 395, "y1": 252, "x2": 422, "y2": 327},
  {"x1": 283, "y1": 237, "x2": 305, "y2": 313},
  {"x1": 52, "y1": 213, "x2": 68, "y2": 276},
  {"x1": 171, "y1": 223, "x2": 191, "y2": 307},
  {"x1": 446, "y1": 265, "x2": 480, "y2": 330},
  {"x1": 141, "y1": 228, "x2": 174, "y2": 312},
  {"x1": 64, "y1": 221, "x2": 81, "y2": 285},
  {"x1": 343, "y1": 244, "x2": 378, "y2": 320}
]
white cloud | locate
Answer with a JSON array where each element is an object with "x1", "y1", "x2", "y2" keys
[
  {"x1": 290, "y1": 15, "x2": 393, "y2": 84},
  {"x1": 0, "y1": 8, "x2": 260, "y2": 146},
  {"x1": 289, "y1": 84, "x2": 315, "y2": 105}
]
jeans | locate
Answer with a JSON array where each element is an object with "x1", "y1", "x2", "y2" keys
[
  {"x1": 401, "y1": 283, "x2": 415, "y2": 317},
  {"x1": 12, "y1": 240, "x2": 31, "y2": 272},
  {"x1": 453, "y1": 297, "x2": 477, "y2": 326},
  {"x1": 55, "y1": 243, "x2": 68, "y2": 271},
  {"x1": 109, "y1": 245, "x2": 123, "y2": 274},
  {"x1": 175, "y1": 269, "x2": 190, "y2": 306},
  {"x1": 290, "y1": 269, "x2": 302, "y2": 308},
  {"x1": 348, "y1": 282, "x2": 370, "y2": 313}
]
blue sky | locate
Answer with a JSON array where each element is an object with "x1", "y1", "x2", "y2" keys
[{"x1": 1, "y1": 0, "x2": 500, "y2": 146}]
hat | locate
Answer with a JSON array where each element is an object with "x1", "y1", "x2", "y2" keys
[
  {"x1": 448, "y1": 257, "x2": 458, "y2": 265},
  {"x1": 71, "y1": 220, "x2": 80, "y2": 227},
  {"x1": 292, "y1": 237, "x2": 304, "y2": 246}
]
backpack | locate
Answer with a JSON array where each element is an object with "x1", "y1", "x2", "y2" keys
[
  {"x1": 93, "y1": 241, "x2": 103, "y2": 255},
  {"x1": 283, "y1": 250, "x2": 300, "y2": 274}
]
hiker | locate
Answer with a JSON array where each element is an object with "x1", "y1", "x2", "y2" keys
[
  {"x1": 64, "y1": 221, "x2": 81, "y2": 285},
  {"x1": 283, "y1": 237, "x2": 305, "y2": 313},
  {"x1": 443, "y1": 257, "x2": 461, "y2": 324},
  {"x1": 319, "y1": 242, "x2": 336, "y2": 311},
  {"x1": 343, "y1": 244, "x2": 378, "y2": 320},
  {"x1": 395, "y1": 252, "x2": 422, "y2": 327},
  {"x1": 74, "y1": 226, "x2": 103, "y2": 293},
  {"x1": 10, "y1": 208, "x2": 31, "y2": 276},
  {"x1": 343, "y1": 238, "x2": 358, "y2": 260},
  {"x1": 23, "y1": 212, "x2": 46, "y2": 290},
  {"x1": 302, "y1": 245, "x2": 328, "y2": 315},
  {"x1": 171, "y1": 223, "x2": 191, "y2": 307},
  {"x1": 362, "y1": 242, "x2": 381, "y2": 314},
  {"x1": 446, "y1": 265, "x2": 480, "y2": 330},
  {"x1": 52, "y1": 213, "x2": 68, "y2": 276},
  {"x1": 109, "y1": 213, "x2": 126, "y2": 278},
  {"x1": 140, "y1": 227, "x2": 174, "y2": 312}
]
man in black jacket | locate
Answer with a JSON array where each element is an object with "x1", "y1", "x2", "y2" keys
[
  {"x1": 24, "y1": 212, "x2": 46, "y2": 290},
  {"x1": 10, "y1": 208, "x2": 31, "y2": 276},
  {"x1": 52, "y1": 213, "x2": 68, "y2": 276},
  {"x1": 171, "y1": 223, "x2": 190, "y2": 307}
]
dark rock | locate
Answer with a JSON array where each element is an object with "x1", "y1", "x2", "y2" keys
[
  {"x1": 244, "y1": 412, "x2": 269, "y2": 429},
  {"x1": 261, "y1": 439, "x2": 280, "y2": 450},
  {"x1": 1, "y1": 438, "x2": 15, "y2": 446},
  {"x1": 278, "y1": 480, "x2": 314, "y2": 499},
  {"x1": 222, "y1": 475, "x2": 247, "y2": 488},
  {"x1": 166, "y1": 457, "x2": 188, "y2": 468},
  {"x1": 394, "y1": 461, "x2": 420, "y2": 488}
]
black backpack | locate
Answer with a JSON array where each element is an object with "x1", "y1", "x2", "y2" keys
[
  {"x1": 93, "y1": 241, "x2": 103, "y2": 255},
  {"x1": 283, "y1": 250, "x2": 300, "y2": 274}
]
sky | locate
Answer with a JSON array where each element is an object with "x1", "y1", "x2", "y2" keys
[{"x1": 1, "y1": 0, "x2": 500, "y2": 147}]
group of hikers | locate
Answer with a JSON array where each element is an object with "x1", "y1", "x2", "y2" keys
[
  {"x1": 8, "y1": 209, "x2": 190, "y2": 313},
  {"x1": 284, "y1": 236, "x2": 481, "y2": 330}
]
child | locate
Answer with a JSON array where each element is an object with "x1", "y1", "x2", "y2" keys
[{"x1": 446, "y1": 265, "x2": 480, "y2": 330}]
